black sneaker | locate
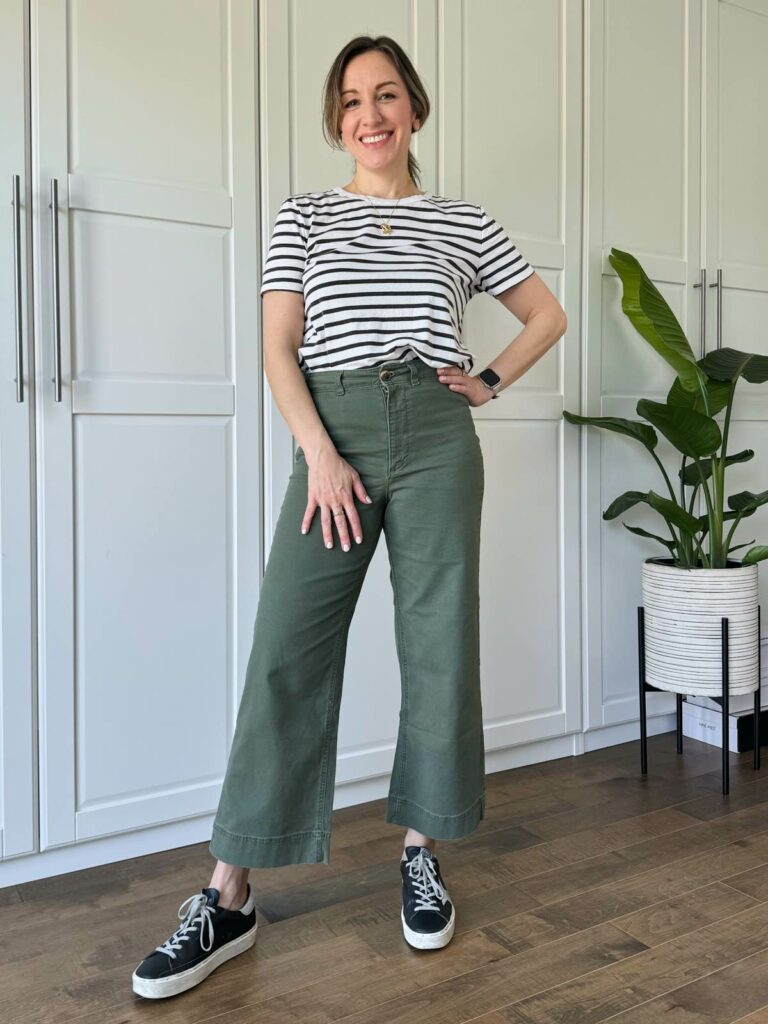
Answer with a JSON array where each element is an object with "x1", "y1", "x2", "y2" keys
[
  {"x1": 132, "y1": 884, "x2": 257, "y2": 999},
  {"x1": 400, "y1": 846, "x2": 456, "y2": 949}
]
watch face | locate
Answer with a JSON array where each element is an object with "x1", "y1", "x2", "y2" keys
[{"x1": 479, "y1": 368, "x2": 501, "y2": 387}]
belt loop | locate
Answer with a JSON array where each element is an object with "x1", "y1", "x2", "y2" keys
[
  {"x1": 336, "y1": 369, "x2": 345, "y2": 395},
  {"x1": 409, "y1": 358, "x2": 420, "y2": 387}
]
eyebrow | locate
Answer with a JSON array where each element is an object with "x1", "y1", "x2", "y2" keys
[{"x1": 341, "y1": 80, "x2": 399, "y2": 96}]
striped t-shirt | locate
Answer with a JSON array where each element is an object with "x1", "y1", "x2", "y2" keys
[{"x1": 260, "y1": 186, "x2": 534, "y2": 374}]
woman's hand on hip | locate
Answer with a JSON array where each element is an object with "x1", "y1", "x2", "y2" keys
[
  {"x1": 301, "y1": 446, "x2": 372, "y2": 551},
  {"x1": 436, "y1": 366, "x2": 495, "y2": 407}
]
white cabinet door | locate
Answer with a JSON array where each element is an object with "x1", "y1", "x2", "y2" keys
[
  {"x1": 450, "y1": 0, "x2": 583, "y2": 750},
  {"x1": 31, "y1": 0, "x2": 260, "y2": 849},
  {"x1": 702, "y1": 0, "x2": 768, "y2": 628},
  {"x1": 584, "y1": 0, "x2": 703, "y2": 734},
  {"x1": 0, "y1": 1, "x2": 37, "y2": 858},
  {"x1": 584, "y1": 0, "x2": 767, "y2": 736}
]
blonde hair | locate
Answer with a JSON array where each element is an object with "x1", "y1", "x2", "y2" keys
[{"x1": 321, "y1": 35, "x2": 431, "y2": 189}]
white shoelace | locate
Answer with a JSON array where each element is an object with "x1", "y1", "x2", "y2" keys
[
  {"x1": 406, "y1": 851, "x2": 449, "y2": 911},
  {"x1": 155, "y1": 893, "x2": 216, "y2": 959}
]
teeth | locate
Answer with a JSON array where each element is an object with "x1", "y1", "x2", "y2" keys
[{"x1": 361, "y1": 132, "x2": 391, "y2": 143}]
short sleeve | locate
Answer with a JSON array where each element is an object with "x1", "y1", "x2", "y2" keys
[
  {"x1": 260, "y1": 197, "x2": 307, "y2": 295},
  {"x1": 474, "y1": 204, "x2": 534, "y2": 296}
]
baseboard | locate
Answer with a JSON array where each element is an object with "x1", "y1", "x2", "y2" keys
[{"x1": 581, "y1": 712, "x2": 677, "y2": 752}]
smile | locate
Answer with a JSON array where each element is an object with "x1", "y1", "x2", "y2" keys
[{"x1": 359, "y1": 131, "x2": 393, "y2": 148}]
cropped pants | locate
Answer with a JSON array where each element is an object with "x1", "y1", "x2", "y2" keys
[{"x1": 208, "y1": 356, "x2": 487, "y2": 868}]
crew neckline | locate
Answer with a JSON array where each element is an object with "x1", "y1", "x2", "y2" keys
[{"x1": 332, "y1": 186, "x2": 431, "y2": 204}]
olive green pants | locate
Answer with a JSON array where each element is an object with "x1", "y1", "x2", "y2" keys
[{"x1": 209, "y1": 357, "x2": 486, "y2": 867}]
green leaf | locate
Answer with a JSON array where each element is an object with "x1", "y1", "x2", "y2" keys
[
  {"x1": 608, "y1": 249, "x2": 707, "y2": 393},
  {"x1": 604, "y1": 489, "x2": 700, "y2": 539},
  {"x1": 697, "y1": 509, "x2": 751, "y2": 534},
  {"x1": 636, "y1": 399, "x2": 721, "y2": 458},
  {"x1": 622, "y1": 522, "x2": 678, "y2": 555},
  {"x1": 603, "y1": 491, "x2": 649, "y2": 520},
  {"x1": 700, "y1": 348, "x2": 768, "y2": 384},
  {"x1": 645, "y1": 490, "x2": 702, "y2": 535},
  {"x1": 727, "y1": 489, "x2": 768, "y2": 514},
  {"x1": 741, "y1": 546, "x2": 768, "y2": 565},
  {"x1": 698, "y1": 509, "x2": 756, "y2": 543},
  {"x1": 667, "y1": 374, "x2": 732, "y2": 416},
  {"x1": 679, "y1": 448, "x2": 754, "y2": 486},
  {"x1": 563, "y1": 411, "x2": 658, "y2": 450},
  {"x1": 727, "y1": 540, "x2": 755, "y2": 554}
]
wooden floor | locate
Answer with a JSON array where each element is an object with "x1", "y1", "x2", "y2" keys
[{"x1": 4, "y1": 732, "x2": 768, "y2": 1023}]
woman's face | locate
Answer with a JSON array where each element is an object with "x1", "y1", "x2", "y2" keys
[{"x1": 339, "y1": 51, "x2": 419, "y2": 175}]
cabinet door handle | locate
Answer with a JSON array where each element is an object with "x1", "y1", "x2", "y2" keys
[
  {"x1": 12, "y1": 174, "x2": 24, "y2": 403},
  {"x1": 709, "y1": 269, "x2": 722, "y2": 350},
  {"x1": 693, "y1": 267, "x2": 706, "y2": 355},
  {"x1": 49, "y1": 177, "x2": 62, "y2": 402}
]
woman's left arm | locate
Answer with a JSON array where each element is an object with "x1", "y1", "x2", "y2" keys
[{"x1": 438, "y1": 272, "x2": 567, "y2": 404}]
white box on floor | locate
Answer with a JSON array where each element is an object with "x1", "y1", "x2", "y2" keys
[{"x1": 682, "y1": 699, "x2": 767, "y2": 753}]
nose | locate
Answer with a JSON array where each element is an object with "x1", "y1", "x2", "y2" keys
[{"x1": 357, "y1": 99, "x2": 384, "y2": 124}]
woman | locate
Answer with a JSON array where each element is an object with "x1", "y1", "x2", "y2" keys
[{"x1": 132, "y1": 34, "x2": 566, "y2": 999}]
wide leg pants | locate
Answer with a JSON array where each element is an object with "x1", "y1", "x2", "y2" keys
[{"x1": 208, "y1": 356, "x2": 487, "y2": 867}]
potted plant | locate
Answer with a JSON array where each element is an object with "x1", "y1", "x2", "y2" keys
[{"x1": 564, "y1": 248, "x2": 767, "y2": 697}]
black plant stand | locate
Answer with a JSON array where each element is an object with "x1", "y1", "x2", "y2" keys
[{"x1": 638, "y1": 605, "x2": 762, "y2": 795}]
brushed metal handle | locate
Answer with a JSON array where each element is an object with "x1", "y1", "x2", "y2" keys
[
  {"x1": 692, "y1": 267, "x2": 706, "y2": 355},
  {"x1": 49, "y1": 178, "x2": 62, "y2": 402},
  {"x1": 12, "y1": 174, "x2": 24, "y2": 402},
  {"x1": 709, "y1": 268, "x2": 722, "y2": 349}
]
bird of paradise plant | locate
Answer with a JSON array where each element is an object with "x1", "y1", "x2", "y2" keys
[{"x1": 564, "y1": 248, "x2": 768, "y2": 569}]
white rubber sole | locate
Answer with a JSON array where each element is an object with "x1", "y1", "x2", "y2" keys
[
  {"x1": 131, "y1": 921, "x2": 258, "y2": 999},
  {"x1": 401, "y1": 905, "x2": 455, "y2": 949}
]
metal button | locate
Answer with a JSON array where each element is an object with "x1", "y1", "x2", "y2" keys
[{"x1": 380, "y1": 369, "x2": 392, "y2": 381}]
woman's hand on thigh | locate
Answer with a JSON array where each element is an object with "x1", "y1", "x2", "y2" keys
[{"x1": 301, "y1": 447, "x2": 371, "y2": 551}]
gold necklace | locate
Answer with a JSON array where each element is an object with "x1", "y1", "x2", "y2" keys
[{"x1": 349, "y1": 178, "x2": 422, "y2": 235}]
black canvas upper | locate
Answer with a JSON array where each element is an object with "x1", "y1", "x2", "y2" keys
[
  {"x1": 134, "y1": 885, "x2": 256, "y2": 982},
  {"x1": 400, "y1": 846, "x2": 454, "y2": 934}
]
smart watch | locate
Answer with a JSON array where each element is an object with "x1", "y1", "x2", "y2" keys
[{"x1": 477, "y1": 366, "x2": 501, "y2": 399}]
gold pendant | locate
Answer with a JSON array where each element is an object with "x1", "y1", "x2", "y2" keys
[{"x1": 381, "y1": 223, "x2": 392, "y2": 235}]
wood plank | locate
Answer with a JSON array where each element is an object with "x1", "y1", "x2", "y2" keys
[
  {"x1": 594, "y1": 946, "x2": 768, "y2": 1024},
  {"x1": 729, "y1": 1007, "x2": 768, "y2": 1024},
  {"x1": 5, "y1": 734, "x2": 766, "y2": 1024},
  {"x1": 724, "y1": 862, "x2": 768, "y2": 903},
  {"x1": 515, "y1": 802, "x2": 768, "y2": 906},
  {"x1": 502, "y1": 901, "x2": 768, "y2": 1024},
  {"x1": 476, "y1": 831, "x2": 768, "y2": 956},
  {"x1": 613, "y1": 880, "x2": 759, "y2": 946}
]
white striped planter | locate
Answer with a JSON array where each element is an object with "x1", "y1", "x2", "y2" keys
[{"x1": 641, "y1": 557, "x2": 760, "y2": 697}]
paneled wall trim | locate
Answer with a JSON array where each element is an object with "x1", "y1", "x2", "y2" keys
[{"x1": 584, "y1": 0, "x2": 767, "y2": 735}]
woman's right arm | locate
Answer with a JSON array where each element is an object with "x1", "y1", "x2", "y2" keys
[
  {"x1": 262, "y1": 290, "x2": 371, "y2": 549},
  {"x1": 262, "y1": 290, "x2": 336, "y2": 463}
]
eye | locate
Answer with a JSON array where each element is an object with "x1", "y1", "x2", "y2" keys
[{"x1": 343, "y1": 92, "x2": 397, "y2": 109}]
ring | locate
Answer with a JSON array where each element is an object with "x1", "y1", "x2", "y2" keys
[{"x1": 332, "y1": 510, "x2": 345, "y2": 517}]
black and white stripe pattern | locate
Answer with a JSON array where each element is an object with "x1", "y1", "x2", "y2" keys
[{"x1": 260, "y1": 187, "x2": 534, "y2": 374}]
